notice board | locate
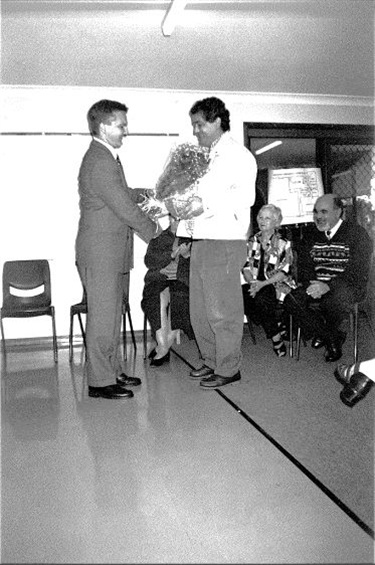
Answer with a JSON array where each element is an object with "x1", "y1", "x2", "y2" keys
[{"x1": 267, "y1": 167, "x2": 324, "y2": 225}]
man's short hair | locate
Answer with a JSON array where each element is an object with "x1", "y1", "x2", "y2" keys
[
  {"x1": 87, "y1": 99, "x2": 128, "y2": 136},
  {"x1": 189, "y1": 97, "x2": 230, "y2": 132}
]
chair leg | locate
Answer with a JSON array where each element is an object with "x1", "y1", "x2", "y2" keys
[
  {"x1": 77, "y1": 313, "x2": 87, "y2": 360},
  {"x1": 122, "y1": 308, "x2": 127, "y2": 360},
  {"x1": 0, "y1": 316, "x2": 7, "y2": 359},
  {"x1": 127, "y1": 307, "x2": 137, "y2": 350},
  {"x1": 51, "y1": 307, "x2": 58, "y2": 363},
  {"x1": 352, "y1": 303, "x2": 359, "y2": 364},
  {"x1": 296, "y1": 326, "x2": 301, "y2": 361},
  {"x1": 69, "y1": 312, "x2": 74, "y2": 362},
  {"x1": 143, "y1": 314, "x2": 148, "y2": 359},
  {"x1": 77, "y1": 314, "x2": 86, "y2": 348},
  {"x1": 289, "y1": 314, "x2": 293, "y2": 358},
  {"x1": 289, "y1": 315, "x2": 303, "y2": 360},
  {"x1": 122, "y1": 305, "x2": 137, "y2": 361},
  {"x1": 70, "y1": 312, "x2": 86, "y2": 362},
  {"x1": 245, "y1": 315, "x2": 256, "y2": 344}
]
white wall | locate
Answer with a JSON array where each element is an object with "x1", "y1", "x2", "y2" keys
[{"x1": 1, "y1": 85, "x2": 373, "y2": 339}]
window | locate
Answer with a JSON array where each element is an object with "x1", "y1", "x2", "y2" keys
[{"x1": 244, "y1": 123, "x2": 374, "y2": 235}]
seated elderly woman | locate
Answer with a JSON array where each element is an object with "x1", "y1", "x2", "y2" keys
[
  {"x1": 141, "y1": 215, "x2": 195, "y2": 367},
  {"x1": 242, "y1": 203, "x2": 296, "y2": 357}
]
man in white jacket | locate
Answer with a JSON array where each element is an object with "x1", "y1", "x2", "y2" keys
[{"x1": 181, "y1": 97, "x2": 257, "y2": 388}]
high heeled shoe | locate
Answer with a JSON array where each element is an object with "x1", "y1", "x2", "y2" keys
[
  {"x1": 150, "y1": 351, "x2": 171, "y2": 367},
  {"x1": 271, "y1": 337, "x2": 286, "y2": 357},
  {"x1": 148, "y1": 348, "x2": 157, "y2": 359}
]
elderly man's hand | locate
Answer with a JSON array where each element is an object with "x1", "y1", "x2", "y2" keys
[{"x1": 306, "y1": 280, "x2": 330, "y2": 299}]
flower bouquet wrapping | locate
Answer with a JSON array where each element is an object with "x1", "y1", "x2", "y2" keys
[{"x1": 139, "y1": 142, "x2": 210, "y2": 232}]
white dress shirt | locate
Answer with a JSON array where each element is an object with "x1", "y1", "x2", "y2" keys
[{"x1": 177, "y1": 132, "x2": 257, "y2": 240}]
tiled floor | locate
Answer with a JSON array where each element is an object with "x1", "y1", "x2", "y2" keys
[{"x1": 1, "y1": 323, "x2": 374, "y2": 564}]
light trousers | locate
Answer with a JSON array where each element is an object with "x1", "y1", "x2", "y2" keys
[{"x1": 189, "y1": 239, "x2": 247, "y2": 377}]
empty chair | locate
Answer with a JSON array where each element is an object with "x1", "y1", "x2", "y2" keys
[{"x1": 1, "y1": 259, "x2": 58, "y2": 362}]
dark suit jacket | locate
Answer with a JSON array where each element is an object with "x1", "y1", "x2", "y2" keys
[{"x1": 75, "y1": 139, "x2": 156, "y2": 272}]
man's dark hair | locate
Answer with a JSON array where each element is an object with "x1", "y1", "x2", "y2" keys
[
  {"x1": 87, "y1": 99, "x2": 128, "y2": 136},
  {"x1": 189, "y1": 97, "x2": 230, "y2": 132}
]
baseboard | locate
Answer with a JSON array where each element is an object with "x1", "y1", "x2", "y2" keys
[{"x1": 1, "y1": 330, "x2": 149, "y2": 352}]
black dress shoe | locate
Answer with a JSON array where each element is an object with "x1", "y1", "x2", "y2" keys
[
  {"x1": 311, "y1": 336, "x2": 325, "y2": 349},
  {"x1": 88, "y1": 384, "x2": 134, "y2": 399},
  {"x1": 334, "y1": 362, "x2": 360, "y2": 385},
  {"x1": 200, "y1": 371, "x2": 241, "y2": 389},
  {"x1": 325, "y1": 331, "x2": 346, "y2": 363},
  {"x1": 340, "y1": 372, "x2": 374, "y2": 407},
  {"x1": 150, "y1": 351, "x2": 170, "y2": 367},
  {"x1": 325, "y1": 345, "x2": 342, "y2": 363},
  {"x1": 116, "y1": 373, "x2": 142, "y2": 386},
  {"x1": 190, "y1": 365, "x2": 214, "y2": 379}
]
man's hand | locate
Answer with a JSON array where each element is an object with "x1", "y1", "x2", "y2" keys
[
  {"x1": 152, "y1": 222, "x2": 164, "y2": 239},
  {"x1": 171, "y1": 242, "x2": 192, "y2": 259},
  {"x1": 179, "y1": 196, "x2": 204, "y2": 220},
  {"x1": 306, "y1": 280, "x2": 330, "y2": 299}
]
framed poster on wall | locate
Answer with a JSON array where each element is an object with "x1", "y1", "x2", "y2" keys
[{"x1": 267, "y1": 167, "x2": 324, "y2": 225}]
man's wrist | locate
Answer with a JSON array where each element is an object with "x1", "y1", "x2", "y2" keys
[{"x1": 153, "y1": 223, "x2": 163, "y2": 238}]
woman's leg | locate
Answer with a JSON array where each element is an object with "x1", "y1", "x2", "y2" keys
[
  {"x1": 252, "y1": 285, "x2": 286, "y2": 356},
  {"x1": 154, "y1": 287, "x2": 179, "y2": 359}
]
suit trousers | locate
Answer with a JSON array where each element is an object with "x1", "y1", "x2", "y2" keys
[
  {"x1": 189, "y1": 239, "x2": 247, "y2": 377},
  {"x1": 77, "y1": 263, "x2": 125, "y2": 387},
  {"x1": 284, "y1": 279, "x2": 362, "y2": 342}
]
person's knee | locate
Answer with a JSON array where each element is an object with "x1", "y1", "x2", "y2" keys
[{"x1": 321, "y1": 289, "x2": 351, "y2": 317}]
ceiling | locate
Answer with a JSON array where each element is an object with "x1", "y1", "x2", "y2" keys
[{"x1": 2, "y1": 0, "x2": 374, "y2": 97}]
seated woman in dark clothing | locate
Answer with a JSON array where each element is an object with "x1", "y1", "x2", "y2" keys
[
  {"x1": 141, "y1": 216, "x2": 195, "y2": 366},
  {"x1": 242, "y1": 204, "x2": 296, "y2": 357}
]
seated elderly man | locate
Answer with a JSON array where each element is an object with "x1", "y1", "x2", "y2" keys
[{"x1": 284, "y1": 193, "x2": 372, "y2": 362}]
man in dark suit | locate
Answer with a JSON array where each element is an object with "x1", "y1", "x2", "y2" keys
[{"x1": 76, "y1": 99, "x2": 161, "y2": 399}]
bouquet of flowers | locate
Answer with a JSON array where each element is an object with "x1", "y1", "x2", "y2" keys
[{"x1": 139, "y1": 142, "x2": 210, "y2": 227}]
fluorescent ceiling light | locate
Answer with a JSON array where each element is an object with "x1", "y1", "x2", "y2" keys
[
  {"x1": 162, "y1": 0, "x2": 188, "y2": 36},
  {"x1": 255, "y1": 140, "x2": 282, "y2": 155}
]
